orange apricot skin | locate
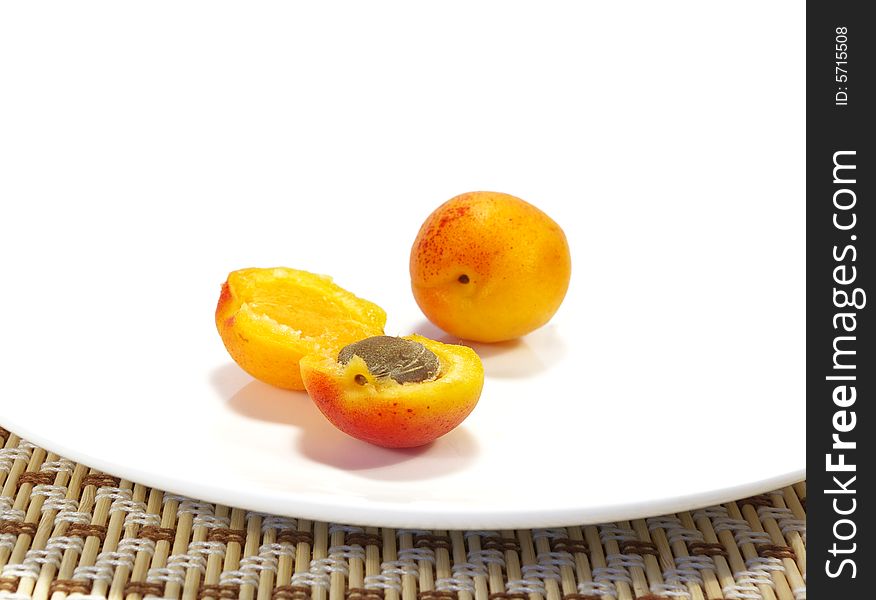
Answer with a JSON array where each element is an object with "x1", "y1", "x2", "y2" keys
[
  {"x1": 301, "y1": 370, "x2": 474, "y2": 447},
  {"x1": 300, "y1": 337, "x2": 483, "y2": 448},
  {"x1": 410, "y1": 191, "x2": 571, "y2": 343}
]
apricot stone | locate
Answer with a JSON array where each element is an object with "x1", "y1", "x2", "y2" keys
[{"x1": 338, "y1": 336, "x2": 440, "y2": 384}]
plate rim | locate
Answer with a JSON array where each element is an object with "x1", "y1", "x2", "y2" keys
[{"x1": 2, "y1": 416, "x2": 804, "y2": 529}]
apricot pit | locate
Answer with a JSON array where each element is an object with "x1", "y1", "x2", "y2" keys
[{"x1": 338, "y1": 336, "x2": 440, "y2": 384}]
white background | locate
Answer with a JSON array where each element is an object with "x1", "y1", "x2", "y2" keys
[{"x1": 0, "y1": 2, "x2": 804, "y2": 527}]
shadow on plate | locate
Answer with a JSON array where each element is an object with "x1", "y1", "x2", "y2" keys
[
  {"x1": 213, "y1": 365, "x2": 479, "y2": 480},
  {"x1": 410, "y1": 319, "x2": 567, "y2": 378}
]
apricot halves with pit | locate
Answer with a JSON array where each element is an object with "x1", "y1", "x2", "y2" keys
[{"x1": 300, "y1": 335, "x2": 484, "y2": 448}]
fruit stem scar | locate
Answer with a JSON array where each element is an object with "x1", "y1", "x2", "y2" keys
[{"x1": 458, "y1": 274, "x2": 470, "y2": 284}]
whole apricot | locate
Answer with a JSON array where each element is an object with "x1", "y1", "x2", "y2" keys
[
  {"x1": 410, "y1": 192, "x2": 571, "y2": 342},
  {"x1": 216, "y1": 267, "x2": 386, "y2": 390},
  {"x1": 300, "y1": 335, "x2": 484, "y2": 448}
]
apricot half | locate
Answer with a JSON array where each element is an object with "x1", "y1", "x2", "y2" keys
[
  {"x1": 216, "y1": 267, "x2": 386, "y2": 390},
  {"x1": 410, "y1": 191, "x2": 571, "y2": 342},
  {"x1": 300, "y1": 335, "x2": 484, "y2": 448}
]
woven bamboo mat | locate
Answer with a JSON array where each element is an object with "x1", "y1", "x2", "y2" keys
[{"x1": 0, "y1": 428, "x2": 806, "y2": 600}]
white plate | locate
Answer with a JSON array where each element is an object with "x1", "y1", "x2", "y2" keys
[{"x1": 0, "y1": 2, "x2": 804, "y2": 528}]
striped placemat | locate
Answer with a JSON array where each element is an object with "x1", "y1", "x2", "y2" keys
[{"x1": 0, "y1": 428, "x2": 806, "y2": 600}]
